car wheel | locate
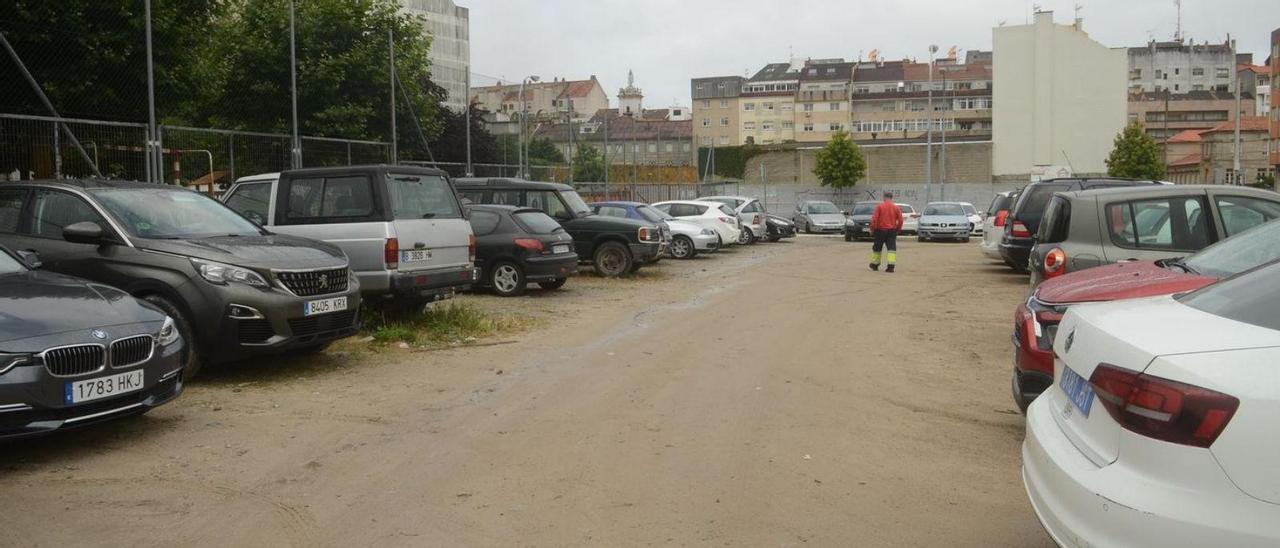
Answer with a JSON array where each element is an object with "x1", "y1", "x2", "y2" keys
[
  {"x1": 593, "y1": 242, "x2": 632, "y2": 277},
  {"x1": 805, "y1": 222, "x2": 814, "y2": 234},
  {"x1": 489, "y1": 261, "x2": 525, "y2": 297},
  {"x1": 538, "y1": 278, "x2": 568, "y2": 290},
  {"x1": 669, "y1": 235, "x2": 696, "y2": 259},
  {"x1": 142, "y1": 294, "x2": 203, "y2": 381}
]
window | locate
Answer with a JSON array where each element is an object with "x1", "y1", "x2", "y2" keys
[
  {"x1": 682, "y1": 143, "x2": 691, "y2": 152},
  {"x1": 389, "y1": 174, "x2": 463, "y2": 221},
  {"x1": 664, "y1": 143, "x2": 674, "y2": 153},
  {"x1": 1192, "y1": 84, "x2": 1204, "y2": 91},
  {"x1": 490, "y1": 189, "x2": 522, "y2": 205},
  {"x1": 595, "y1": 205, "x2": 630, "y2": 219},
  {"x1": 1106, "y1": 196, "x2": 1210, "y2": 251},
  {"x1": 27, "y1": 190, "x2": 106, "y2": 239},
  {"x1": 829, "y1": 122, "x2": 843, "y2": 131},
  {"x1": 780, "y1": 103, "x2": 793, "y2": 111},
  {"x1": 0, "y1": 188, "x2": 27, "y2": 233},
  {"x1": 522, "y1": 190, "x2": 569, "y2": 218},
  {"x1": 744, "y1": 103, "x2": 756, "y2": 111},
  {"x1": 700, "y1": 136, "x2": 713, "y2": 145},
  {"x1": 803, "y1": 103, "x2": 814, "y2": 112},
  {"x1": 633, "y1": 144, "x2": 641, "y2": 153},
  {"x1": 1192, "y1": 67, "x2": 1205, "y2": 76},
  {"x1": 285, "y1": 176, "x2": 375, "y2": 221},
  {"x1": 1038, "y1": 196, "x2": 1072, "y2": 244},
  {"x1": 743, "y1": 121, "x2": 756, "y2": 130},
  {"x1": 702, "y1": 118, "x2": 710, "y2": 127},
  {"x1": 854, "y1": 86, "x2": 869, "y2": 94},
  {"x1": 763, "y1": 102, "x2": 775, "y2": 111},
  {"x1": 719, "y1": 99, "x2": 728, "y2": 108},
  {"x1": 720, "y1": 117, "x2": 729, "y2": 126},
  {"x1": 1216, "y1": 195, "x2": 1280, "y2": 237},
  {"x1": 224, "y1": 182, "x2": 272, "y2": 223},
  {"x1": 701, "y1": 100, "x2": 710, "y2": 108},
  {"x1": 762, "y1": 121, "x2": 775, "y2": 131},
  {"x1": 781, "y1": 121, "x2": 794, "y2": 129},
  {"x1": 829, "y1": 103, "x2": 841, "y2": 111},
  {"x1": 1216, "y1": 67, "x2": 1230, "y2": 78},
  {"x1": 1174, "y1": 68, "x2": 1180, "y2": 75},
  {"x1": 469, "y1": 210, "x2": 502, "y2": 236},
  {"x1": 647, "y1": 143, "x2": 657, "y2": 153},
  {"x1": 802, "y1": 123, "x2": 814, "y2": 132}
]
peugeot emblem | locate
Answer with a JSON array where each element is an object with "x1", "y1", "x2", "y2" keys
[
  {"x1": 91, "y1": 329, "x2": 107, "y2": 340},
  {"x1": 318, "y1": 274, "x2": 330, "y2": 289},
  {"x1": 1064, "y1": 330, "x2": 1075, "y2": 353}
]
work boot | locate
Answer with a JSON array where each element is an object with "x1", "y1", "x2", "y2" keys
[
  {"x1": 886, "y1": 264, "x2": 896, "y2": 273},
  {"x1": 869, "y1": 263, "x2": 879, "y2": 272}
]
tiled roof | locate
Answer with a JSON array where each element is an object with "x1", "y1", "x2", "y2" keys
[
  {"x1": 902, "y1": 62, "x2": 992, "y2": 82},
  {"x1": 1202, "y1": 116, "x2": 1270, "y2": 134},
  {"x1": 559, "y1": 79, "x2": 598, "y2": 99},
  {"x1": 1167, "y1": 153, "x2": 1202, "y2": 168},
  {"x1": 537, "y1": 109, "x2": 692, "y2": 143},
  {"x1": 750, "y1": 63, "x2": 796, "y2": 82},
  {"x1": 852, "y1": 62, "x2": 905, "y2": 83},
  {"x1": 1166, "y1": 129, "x2": 1205, "y2": 143},
  {"x1": 1131, "y1": 90, "x2": 1253, "y2": 102},
  {"x1": 799, "y1": 62, "x2": 854, "y2": 82}
]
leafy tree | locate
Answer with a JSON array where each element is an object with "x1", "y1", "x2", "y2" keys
[
  {"x1": 1105, "y1": 121, "x2": 1166, "y2": 180},
  {"x1": 415, "y1": 86, "x2": 498, "y2": 164},
  {"x1": 527, "y1": 138, "x2": 566, "y2": 164},
  {"x1": 812, "y1": 131, "x2": 867, "y2": 189},
  {"x1": 571, "y1": 144, "x2": 605, "y2": 182}
]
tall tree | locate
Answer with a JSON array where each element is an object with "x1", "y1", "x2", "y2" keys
[
  {"x1": 1105, "y1": 121, "x2": 1166, "y2": 180},
  {"x1": 571, "y1": 144, "x2": 605, "y2": 182},
  {"x1": 812, "y1": 131, "x2": 867, "y2": 189}
]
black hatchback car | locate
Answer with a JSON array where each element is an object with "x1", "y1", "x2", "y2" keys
[
  {"x1": 0, "y1": 180, "x2": 362, "y2": 379},
  {"x1": 1000, "y1": 177, "x2": 1166, "y2": 271},
  {"x1": 468, "y1": 205, "x2": 578, "y2": 296},
  {"x1": 0, "y1": 245, "x2": 184, "y2": 439}
]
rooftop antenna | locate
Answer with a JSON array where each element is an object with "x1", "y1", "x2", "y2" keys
[
  {"x1": 1174, "y1": 0, "x2": 1183, "y2": 42},
  {"x1": 1073, "y1": 3, "x2": 1083, "y2": 28}
]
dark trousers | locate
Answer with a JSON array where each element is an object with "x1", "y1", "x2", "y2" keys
[{"x1": 870, "y1": 229, "x2": 898, "y2": 265}]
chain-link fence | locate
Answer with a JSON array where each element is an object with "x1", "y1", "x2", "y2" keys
[{"x1": 1, "y1": 113, "x2": 390, "y2": 191}]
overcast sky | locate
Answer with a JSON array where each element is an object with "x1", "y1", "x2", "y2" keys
[{"x1": 463, "y1": 0, "x2": 1278, "y2": 108}]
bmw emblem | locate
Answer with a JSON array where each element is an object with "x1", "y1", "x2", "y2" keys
[
  {"x1": 91, "y1": 329, "x2": 108, "y2": 340},
  {"x1": 1064, "y1": 330, "x2": 1075, "y2": 353}
]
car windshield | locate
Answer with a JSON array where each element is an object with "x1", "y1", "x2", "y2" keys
[
  {"x1": 718, "y1": 204, "x2": 736, "y2": 216},
  {"x1": 1179, "y1": 260, "x2": 1280, "y2": 332},
  {"x1": 558, "y1": 190, "x2": 593, "y2": 216},
  {"x1": 924, "y1": 204, "x2": 965, "y2": 216},
  {"x1": 807, "y1": 202, "x2": 839, "y2": 214},
  {"x1": 90, "y1": 187, "x2": 262, "y2": 239},
  {"x1": 0, "y1": 250, "x2": 26, "y2": 275},
  {"x1": 636, "y1": 205, "x2": 671, "y2": 222},
  {"x1": 1182, "y1": 219, "x2": 1280, "y2": 278},
  {"x1": 852, "y1": 204, "x2": 875, "y2": 215},
  {"x1": 388, "y1": 174, "x2": 463, "y2": 219},
  {"x1": 513, "y1": 210, "x2": 565, "y2": 234},
  {"x1": 963, "y1": 204, "x2": 978, "y2": 215}
]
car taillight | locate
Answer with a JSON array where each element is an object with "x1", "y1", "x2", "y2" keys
[
  {"x1": 1043, "y1": 248, "x2": 1067, "y2": 279},
  {"x1": 911, "y1": 213, "x2": 921, "y2": 219},
  {"x1": 1089, "y1": 364, "x2": 1239, "y2": 448},
  {"x1": 468, "y1": 234, "x2": 477, "y2": 263},
  {"x1": 514, "y1": 238, "x2": 544, "y2": 253},
  {"x1": 1012, "y1": 220, "x2": 1031, "y2": 238},
  {"x1": 719, "y1": 216, "x2": 735, "y2": 224},
  {"x1": 994, "y1": 210, "x2": 1009, "y2": 227},
  {"x1": 384, "y1": 238, "x2": 399, "y2": 269}
]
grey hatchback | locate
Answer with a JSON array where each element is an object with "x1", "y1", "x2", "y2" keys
[
  {"x1": 1029, "y1": 185, "x2": 1280, "y2": 288},
  {"x1": 0, "y1": 245, "x2": 184, "y2": 439}
]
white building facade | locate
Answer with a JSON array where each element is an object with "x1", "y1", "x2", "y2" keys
[
  {"x1": 993, "y1": 11, "x2": 1127, "y2": 181},
  {"x1": 400, "y1": 0, "x2": 471, "y2": 111}
]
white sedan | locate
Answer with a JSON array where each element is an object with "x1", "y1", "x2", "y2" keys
[
  {"x1": 651, "y1": 200, "x2": 742, "y2": 247},
  {"x1": 1023, "y1": 261, "x2": 1280, "y2": 546}
]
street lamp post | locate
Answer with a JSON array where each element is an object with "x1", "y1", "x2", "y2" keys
[
  {"x1": 926, "y1": 44, "x2": 937, "y2": 203},
  {"x1": 519, "y1": 75, "x2": 540, "y2": 179},
  {"x1": 939, "y1": 68, "x2": 948, "y2": 201}
]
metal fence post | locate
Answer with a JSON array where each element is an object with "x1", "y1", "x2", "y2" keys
[
  {"x1": 53, "y1": 121, "x2": 62, "y2": 179},
  {"x1": 228, "y1": 134, "x2": 235, "y2": 183}
]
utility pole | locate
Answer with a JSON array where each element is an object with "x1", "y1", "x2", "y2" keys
[
  {"x1": 465, "y1": 71, "x2": 473, "y2": 176},
  {"x1": 940, "y1": 69, "x2": 947, "y2": 201},
  {"x1": 1163, "y1": 89, "x2": 1170, "y2": 168},
  {"x1": 144, "y1": 0, "x2": 160, "y2": 181},
  {"x1": 1232, "y1": 39, "x2": 1241, "y2": 184},
  {"x1": 389, "y1": 29, "x2": 397, "y2": 165},
  {"x1": 926, "y1": 44, "x2": 937, "y2": 203},
  {"x1": 289, "y1": 0, "x2": 301, "y2": 168}
]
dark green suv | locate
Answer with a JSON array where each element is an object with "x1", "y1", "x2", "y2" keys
[{"x1": 455, "y1": 179, "x2": 664, "y2": 277}]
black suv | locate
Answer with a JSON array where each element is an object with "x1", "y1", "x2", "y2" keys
[
  {"x1": 1000, "y1": 177, "x2": 1166, "y2": 271},
  {"x1": 0, "y1": 180, "x2": 362, "y2": 378},
  {"x1": 455, "y1": 178, "x2": 664, "y2": 277}
]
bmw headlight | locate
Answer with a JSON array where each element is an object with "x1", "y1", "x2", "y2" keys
[
  {"x1": 191, "y1": 258, "x2": 269, "y2": 287},
  {"x1": 156, "y1": 316, "x2": 181, "y2": 346},
  {"x1": 700, "y1": 228, "x2": 715, "y2": 236},
  {"x1": 0, "y1": 352, "x2": 33, "y2": 375}
]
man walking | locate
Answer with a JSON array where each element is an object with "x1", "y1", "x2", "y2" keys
[{"x1": 869, "y1": 191, "x2": 903, "y2": 273}]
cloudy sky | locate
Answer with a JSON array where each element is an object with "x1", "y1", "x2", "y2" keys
[{"x1": 463, "y1": 0, "x2": 1278, "y2": 107}]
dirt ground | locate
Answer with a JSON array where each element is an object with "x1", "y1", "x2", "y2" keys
[{"x1": 0, "y1": 235, "x2": 1051, "y2": 547}]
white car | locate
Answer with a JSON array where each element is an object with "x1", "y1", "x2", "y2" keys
[
  {"x1": 701, "y1": 195, "x2": 767, "y2": 245},
  {"x1": 897, "y1": 203, "x2": 920, "y2": 234},
  {"x1": 1023, "y1": 261, "x2": 1280, "y2": 546},
  {"x1": 980, "y1": 191, "x2": 1017, "y2": 259},
  {"x1": 959, "y1": 202, "x2": 984, "y2": 236},
  {"x1": 651, "y1": 200, "x2": 742, "y2": 247}
]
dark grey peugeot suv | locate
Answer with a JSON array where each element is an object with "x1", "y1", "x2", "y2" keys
[
  {"x1": 0, "y1": 245, "x2": 184, "y2": 439},
  {"x1": 0, "y1": 180, "x2": 361, "y2": 379}
]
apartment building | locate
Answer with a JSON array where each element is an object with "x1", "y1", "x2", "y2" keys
[
  {"x1": 470, "y1": 76, "x2": 609, "y2": 123},
  {"x1": 1128, "y1": 40, "x2": 1238, "y2": 95},
  {"x1": 691, "y1": 76, "x2": 745, "y2": 149},
  {"x1": 541, "y1": 108, "x2": 693, "y2": 167},
  {"x1": 1129, "y1": 90, "x2": 1255, "y2": 141},
  {"x1": 399, "y1": 0, "x2": 470, "y2": 111},
  {"x1": 741, "y1": 62, "x2": 800, "y2": 145},
  {"x1": 1238, "y1": 64, "x2": 1271, "y2": 116},
  {"x1": 1166, "y1": 117, "x2": 1271, "y2": 184},
  {"x1": 793, "y1": 60, "x2": 853, "y2": 143},
  {"x1": 847, "y1": 56, "x2": 992, "y2": 142}
]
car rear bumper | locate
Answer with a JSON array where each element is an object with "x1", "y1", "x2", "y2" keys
[
  {"x1": 1012, "y1": 302, "x2": 1055, "y2": 411},
  {"x1": 1023, "y1": 396, "x2": 1278, "y2": 547},
  {"x1": 0, "y1": 346, "x2": 184, "y2": 440},
  {"x1": 1000, "y1": 240, "x2": 1032, "y2": 267},
  {"x1": 809, "y1": 225, "x2": 844, "y2": 233},
  {"x1": 980, "y1": 237, "x2": 1003, "y2": 259},
  {"x1": 689, "y1": 233, "x2": 720, "y2": 250},
  {"x1": 524, "y1": 254, "x2": 579, "y2": 282},
  {"x1": 630, "y1": 242, "x2": 662, "y2": 264}
]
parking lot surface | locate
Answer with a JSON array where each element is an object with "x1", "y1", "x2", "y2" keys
[{"x1": 1, "y1": 236, "x2": 1052, "y2": 546}]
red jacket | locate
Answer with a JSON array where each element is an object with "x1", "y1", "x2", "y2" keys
[{"x1": 870, "y1": 200, "x2": 904, "y2": 231}]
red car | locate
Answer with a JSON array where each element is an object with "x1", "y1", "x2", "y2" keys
[{"x1": 1011, "y1": 217, "x2": 1280, "y2": 413}]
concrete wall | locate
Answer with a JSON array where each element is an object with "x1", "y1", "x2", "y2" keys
[
  {"x1": 742, "y1": 141, "x2": 992, "y2": 187},
  {"x1": 992, "y1": 11, "x2": 1127, "y2": 180}
]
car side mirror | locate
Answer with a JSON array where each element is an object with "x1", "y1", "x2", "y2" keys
[
  {"x1": 63, "y1": 221, "x2": 106, "y2": 245},
  {"x1": 553, "y1": 210, "x2": 573, "y2": 221},
  {"x1": 16, "y1": 249, "x2": 41, "y2": 269}
]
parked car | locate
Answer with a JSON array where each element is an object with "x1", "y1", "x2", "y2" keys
[
  {"x1": 590, "y1": 201, "x2": 719, "y2": 259},
  {"x1": 980, "y1": 190, "x2": 1019, "y2": 260},
  {"x1": 792, "y1": 200, "x2": 845, "y2": 234},
  {"x1": 1011, "y1": 217, "x2": 1280, "y2": 413},
  {"x1": 917, "y1": 202, "x2": 973, "y2": 242},
  {"x1": 700, "y1": 195, "x2": 767, "y2": 244},
  {"x1": 1001, "y1": 178, "x2": 1165, "y2": 271},
  {"x1": 1028, "y1": 185, "x2": 1280, "y2": 287},
  {"x1": 959, "y1": 202, "x2": 983, "y2": 235},
  {"x1": 897, "y1": 203, "x2": 921, "y2": 234},
  {"x1": 456, "y1": 178, "x2": 664, "y2": 277},
  {"x1": 0, "y1": 180, "x2": 360, "y2": 379},
  {"x1": 467, "y1": 205, "x2": 577, "y2": 296},
  {"x1": 843, "y1": 201, "x2": 878, "y2": 241},
  {"x1": 651, "y1": 200, "x2": 741, "y2": 247},
  {"x1": 0, "y1": 244, "x2": 185, "y2": 439},
  {"x1": 764, "y1": 214, "x2": 797, "y2": 242},
  {"x1": 1023, "y1": 259, "x2": 1280, "y2": 546},
  {"x1": 224, "y1": 166, "x2": 476, "y2": 306}
]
